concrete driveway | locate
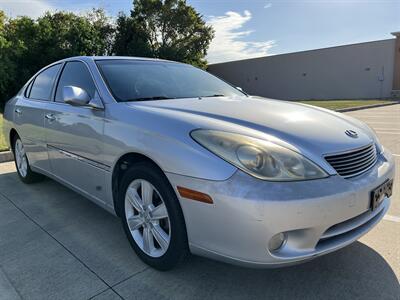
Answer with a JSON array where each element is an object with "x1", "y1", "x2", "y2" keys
[{"x1": 0, "y1": 105, "x2": 399, "y2": 300}]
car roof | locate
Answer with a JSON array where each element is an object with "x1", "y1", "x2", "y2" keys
[{"x1": 55, "y1": 56, "x2": 175, "y2": 64}]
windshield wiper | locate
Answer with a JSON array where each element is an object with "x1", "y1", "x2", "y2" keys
[
  {"x1": 200, "y1": 94, "x2": 225, "y2": 98},
  {"x1": 125, "y1": 96, "x2": 174, "y2": 102}
]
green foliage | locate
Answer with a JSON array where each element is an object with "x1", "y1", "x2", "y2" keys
[
  {"x1": 114, "y1": 0, "x2": 214, "y2": 68},
  {"x1": 0, "y1": 11, "x2": 17, "y2": 104},
  {"x1": 0, "y1": 9, "x2": 114, "y2": 106},
  {"x1": 0, "y1": 2, "x2": 214, "y2": 107},
  {"x1": 0, "y1": 113, "x2": 7, "y2": 151}
]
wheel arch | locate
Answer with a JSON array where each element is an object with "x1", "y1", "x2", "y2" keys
[
  {"x1": 9, "y1": 128, "x2": 19, "y2": 152},
  {"x1": 111, "y1": 152, "x2": 174, "y2": 217}
]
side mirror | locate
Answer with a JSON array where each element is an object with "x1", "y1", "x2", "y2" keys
[{"x1": 63, "y1": 86, "x2": 91, "y2": 106}]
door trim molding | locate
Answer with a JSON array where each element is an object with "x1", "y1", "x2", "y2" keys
[{"x1": 47, "y1": 144, "x2": 111, "y2": 172}]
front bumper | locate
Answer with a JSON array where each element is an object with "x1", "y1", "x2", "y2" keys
[{"x1": 166, "y1": 150, "x2": 395, "y2": 268}]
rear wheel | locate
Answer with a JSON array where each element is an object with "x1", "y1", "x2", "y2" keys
[
  {"x1": 119, "y1": 162, "x2": 188, "y2": 270},
  {"x1": 13, "y1": 136, "x2": 43, "y2": 183}
]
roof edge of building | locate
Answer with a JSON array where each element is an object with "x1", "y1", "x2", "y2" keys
[{"x1": 208, "y1": 38, "x2": 396, "y2": 66}]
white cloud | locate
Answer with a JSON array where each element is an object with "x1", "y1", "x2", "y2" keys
[
  {"x1": 207, "y1": 10, "x2": 275, "y2": 64},
  {"x1": 0, "y1": 0, "x2": 54, "y2": 18},
  {"x1": 264, "y1": 3, "x2": 272, "y2": 9}
]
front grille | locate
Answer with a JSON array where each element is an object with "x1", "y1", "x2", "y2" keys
[{"x1": 325, "y1": 143, "x2": 377, "y2": 178}]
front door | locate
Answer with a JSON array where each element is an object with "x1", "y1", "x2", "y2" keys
[{"x1": 45, "y1": 61, "x2": 108, "y2": 203}]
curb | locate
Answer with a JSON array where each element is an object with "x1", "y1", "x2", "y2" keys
[
  {"x1": 336, "y1": 101, "x2": 400, "y2": 112},
  {"x1": 0, "y1": 151, "x2": 13, "y2": 163}
]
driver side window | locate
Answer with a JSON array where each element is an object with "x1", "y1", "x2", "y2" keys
[{"x1": 55, "y1": 61, "x2": 96, "y2": 103}]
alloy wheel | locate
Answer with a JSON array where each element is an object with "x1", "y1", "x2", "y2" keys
[
  {"x1": 124, "y1": 179, "x2": 171, "y2": 257},
  {"x1": 15, "y1": 139, "x2": 28, "y2": 178}
]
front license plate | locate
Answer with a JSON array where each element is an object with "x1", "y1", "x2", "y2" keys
[{"x1": 370, "y1": 179, "x2": 393, "y2": 211}]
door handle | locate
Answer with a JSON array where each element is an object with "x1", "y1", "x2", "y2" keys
[
  {"x1": 15, "y1": 108, "x2": 22, "y2": 115},
  {"x1": 45, "y1": 113, "x2": 55, "y2": 121}
]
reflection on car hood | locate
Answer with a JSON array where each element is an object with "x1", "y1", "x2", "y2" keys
[{"x1": 126, "y1": 96, "x2": 374, "y2": 155}]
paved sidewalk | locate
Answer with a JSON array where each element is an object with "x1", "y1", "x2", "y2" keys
[{"x1": 0, "y1": 105, "x2": 399, "y2": 299}]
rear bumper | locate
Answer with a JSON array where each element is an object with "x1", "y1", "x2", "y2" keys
[{"x1": 166, "y1": 150, "x2": 395, "y2": 268}]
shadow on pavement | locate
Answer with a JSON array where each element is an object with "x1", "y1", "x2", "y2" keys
[{"x1": 142, "y1": 242, "x2": 399, "y2": 299}]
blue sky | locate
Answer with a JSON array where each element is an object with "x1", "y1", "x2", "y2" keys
[{"x1": 1, "y1": 0, "x2": 399, "y2": 63}]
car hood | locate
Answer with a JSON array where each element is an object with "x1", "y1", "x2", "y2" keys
[{"x1": 126, "y1": 96, "x2": 374, "y2": 156}]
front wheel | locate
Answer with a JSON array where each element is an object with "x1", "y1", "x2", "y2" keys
[
  {"x1": 119, "y1": 162, "x2": 189, "y2": 270},
  {"x1": 13, "y1": 136, "x2": 43, "y2": 183}
]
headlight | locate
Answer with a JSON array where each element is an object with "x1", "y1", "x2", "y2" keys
[{"x1": 191, "y1": 130, "x2": 328, "y2": 181}]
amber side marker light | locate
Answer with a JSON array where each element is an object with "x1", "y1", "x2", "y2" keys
[{"x1": 177, "y1": 186, "x2": 214, "y2": 204}]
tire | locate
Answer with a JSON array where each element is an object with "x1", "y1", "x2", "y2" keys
[
  {"x1": 13, "y1": 135, "x2": 44, "y2": 184},
  {"x1": 119, "y1": 161, "x2": 189, "y2": 270}
]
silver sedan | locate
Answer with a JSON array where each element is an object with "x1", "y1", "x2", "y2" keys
[{"x1": 3, "y1": 56, "x2": 395, "y2": 270}]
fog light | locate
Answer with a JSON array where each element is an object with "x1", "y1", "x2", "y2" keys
[{"x1": 268, "y1": 233, "x2": 286, "y2": 252}]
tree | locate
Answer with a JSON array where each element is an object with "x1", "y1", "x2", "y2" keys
[
  {"x1": 0, "y1": 2, "x2": 215, "y2": 107},
  {"x1": 86, "y1": 8, "x2": 115, "y2": 56},
  {"x1": 114, "y1": 0, "x2": 214, "y2": 68},
  {"x1": 0, "y1": 9, "x2": 115, "y2": 106},
  {"x1": 0, "y1": 11, "x2": 15, "y2": 107},
  {"x1": 33, "y1": 9, "x2": 114, "y2": 64},
  {"x1": 1, "y1": 13, "x2": 35, "y2": 105}
]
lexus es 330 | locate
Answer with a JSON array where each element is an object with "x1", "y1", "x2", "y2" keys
[{"x1": 3, "y1": 56, "x2": 395, "y2": 270}]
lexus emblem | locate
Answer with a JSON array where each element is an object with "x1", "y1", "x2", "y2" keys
[{"x1": 345, "y1": 130, "x2": 358, "y2": 138}]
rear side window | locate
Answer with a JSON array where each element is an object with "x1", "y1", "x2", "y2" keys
[
  {"x1": 29, "y1": 64, "x2": 61, "y2": 100},
  {"x1": 55, "y1": 61, "x2": 96, "y2": 102}
]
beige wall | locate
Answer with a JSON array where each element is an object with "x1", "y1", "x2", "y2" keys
[{"x1": 208, "y1": 39, "x2": 396, "y2": 100}]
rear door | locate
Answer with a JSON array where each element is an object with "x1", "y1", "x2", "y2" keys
[
  {"x1": 13, "y1": 63, "x2": 62, "y2": 172},
  {"x1": 45, "y1": 61, "x2": 108, "y2": 203}
]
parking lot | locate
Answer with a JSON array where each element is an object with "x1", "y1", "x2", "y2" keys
[{"x1": 0, "y1": 104, "x2": 399, "y2": 300}]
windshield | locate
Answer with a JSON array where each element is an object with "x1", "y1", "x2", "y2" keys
[{"x1": 95, "y1": 60, "x2": 246, "y2": 102}]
